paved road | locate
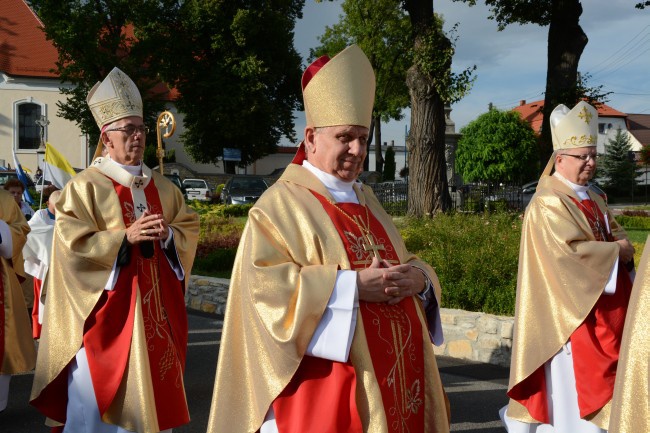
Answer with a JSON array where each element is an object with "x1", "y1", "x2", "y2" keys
[{"x1": 0, "y1": 311, "x2": 508, "y2": 433}]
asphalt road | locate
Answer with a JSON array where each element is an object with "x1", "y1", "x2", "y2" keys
[{"x1": 0, "y1": 311, "x2": 509, "y2": 433}]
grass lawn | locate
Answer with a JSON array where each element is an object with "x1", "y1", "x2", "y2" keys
[{"x1": 625, "y1": 228, "x2": 650, "y2": 244}]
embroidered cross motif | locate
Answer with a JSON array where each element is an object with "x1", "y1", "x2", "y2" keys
[
  {"x1": 578, "y1": 106, "x2": 593, "y2": 124},
  {"x1": 362, "y1": 232, "x2": 385, "y2": 259},
  {"x1": 137, "y1": 203, "x2": 147, "y2": 213},
  {"x1": 134, "y1": 179, "x2": 143, "y2": 188}
]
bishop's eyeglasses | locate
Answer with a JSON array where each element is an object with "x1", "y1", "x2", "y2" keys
[
  {"x1": 105, "y1": 125, "x2": 150, "y2": 136},
  {"x1": 560, "y1": 153, "x2": 597, "y2": 163}
]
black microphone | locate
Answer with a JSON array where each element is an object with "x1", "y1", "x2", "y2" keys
[{"x1": 140, "y1": 241, "x2": 154, "y2": 258}]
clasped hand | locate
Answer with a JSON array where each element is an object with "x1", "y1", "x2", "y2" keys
[
  {"x1": 357, "y1": 257, "x2": 425, "y2": 305},
  {"x1": 616, "y1": 238, "x2": 635, "y2": 264},
  {"x1": 125, "y1": 210, "x2": 169, "y2": 245}
]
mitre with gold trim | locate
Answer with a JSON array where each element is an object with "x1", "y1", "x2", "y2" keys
[
  {"x1": 87, "y1": 67, "x2": 143, "y2": 129},
  {"x1": 550, "y1": 101, "x2": 598, "y2": 151}
]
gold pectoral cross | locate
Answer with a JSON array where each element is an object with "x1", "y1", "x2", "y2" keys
[{"x1": 363, "y1": 232, "x2": 385, "y2": 259}]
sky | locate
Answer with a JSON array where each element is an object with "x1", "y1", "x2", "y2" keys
[{"x1": 288, "y1": 0, "x2": 650, "y2": 148}]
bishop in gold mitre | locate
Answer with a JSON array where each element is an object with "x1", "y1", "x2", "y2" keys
[
  {"x1": 206, "y1": 44, "x2": 450, "y2": 433},
  {"x1": 501, "y1": 101, "x2": 635, "y2": 433},
  {"x1": 30, "y1": 67, "x2": 199, "y2": 433}
]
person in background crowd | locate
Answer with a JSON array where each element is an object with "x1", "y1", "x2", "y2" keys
[
  {"x1": 207, "y1": 45, "x2": 450, "y2": 433},
  {"x1": 4, "y1": 178, "x2": 35, "y2": 221},
  {"x1": 0, "y1": 188, "x2": 36, "y2": 412},
  {"x1": 23, "y1": 190, "x2": 61, "y2": 339},
  {"x1": 30, "y1": 67, "x2": 199, "y2": 433},
  {"x1": 501, "y1": 101, "x2": 634, "y2": 433}
]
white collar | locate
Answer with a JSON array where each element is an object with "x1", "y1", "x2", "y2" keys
[
  {"x1": 302, "y1": 160, "x2": 360, "y2": 203},
  {"x1": 553, "y1": 172, "x2": 589, "y2": 194}
]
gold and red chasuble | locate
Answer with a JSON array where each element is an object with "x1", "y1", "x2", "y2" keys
[
  {"x1": 273, "y1": 191, "x2": 426, "y2": 433},
  {"x1": 83, "y1": 177, "x2": 189, "y2": 430},
  {"x1": 509, "y1": 196, "x2": 631, "y2": 422}
]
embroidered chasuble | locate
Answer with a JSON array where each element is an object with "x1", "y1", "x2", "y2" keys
[
  {"x1": 506, "y1": 175, "x2": 631, "y2": 429},
  {"x1": 273, "y1": 192, "x2": 426, "y2": 433},
  {"x1": 206, "y1": 160, "x2": 450, "y2": 433},
  {"x1": 30, "y1": 159, "x2": 199, "y2": 432},
  {"x1": 0, "y1": 191, "x2": 35, "y2": 376}
]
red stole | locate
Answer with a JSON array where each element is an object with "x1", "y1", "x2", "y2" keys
[
  {"x1": 273, "y1": 191, "x2": 426, "y2": 433},
  {"x1": 82, "y1": 178, "x2": 189, "y2": 430},
  {"x1": 509, "y1": 197, "x2": 631, "y2": 423},
  {"x1": 32, "y1": 277, "x2": 43, "y2": 339}
]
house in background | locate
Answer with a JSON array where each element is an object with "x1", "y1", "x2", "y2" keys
[
  {"x1": 513, "y1": 99, "x2": 644, "y2": 155},
  {"x1": 0, "y1": 0, "x2": 86, "y2": 173},
  {"x1": 2, "y1": 0, "x2": 462, "y2": 183}
]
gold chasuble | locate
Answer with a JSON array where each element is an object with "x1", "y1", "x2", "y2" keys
[
  {"x1": 609, "y1": 239, "x2": 650, "y2": 433},
  {"x1": 31, "y1": 158, "x2": 198, "y2": 432},
  {"x1": 207, "y1": 163, "x2": 449, "y2": 433},
  {"x1": 0, "y1": 190, "x2": 36, "y2": 375},
  {"x1": 506, "y1": 175, "x2": 630, "y2": 429}
]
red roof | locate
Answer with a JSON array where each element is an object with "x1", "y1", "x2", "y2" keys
[
  {"x1": 0, "y1": 0, "x2": 59, "y2": 78},
  {"x1": 512, "y1": 99, "x2": 627, "y2": 133},
  {"x1": 627, "y1": 113, "x2": 650, "y2": 147}
]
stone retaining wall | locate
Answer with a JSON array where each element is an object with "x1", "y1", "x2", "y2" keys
[{"x1": 186, "y1": 275, "x2": 515, "y2": 368}]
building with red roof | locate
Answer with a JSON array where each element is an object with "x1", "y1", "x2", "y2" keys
[
  {"x1": 512, "y1": 99, "x2": 643, "y2": 154},
  {"x1": 0, "y1": 0, "x2": 89, "y2": 173}
]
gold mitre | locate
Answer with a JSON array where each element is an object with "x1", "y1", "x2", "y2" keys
[
  {"x1": 550, "y1": 100, "x2": 597, "y2": 151},
  {"x1": 302, "y1": 44, "x2": 375, "y2": 129},
  {"x1": 87, "y1": 67, "x2": 143, "y2": 128}
]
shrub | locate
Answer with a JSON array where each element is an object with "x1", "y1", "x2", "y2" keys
[
  {"x1": 399, "y1": 212, "x2": 521, "y2": 316},
  {"x1": 615, "y1": 215, "x2": 650, "y2": 229}
]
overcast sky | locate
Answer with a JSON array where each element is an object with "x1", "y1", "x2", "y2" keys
[{"x1": 288, "y1": 0, "x2": 650, "y2": 147}]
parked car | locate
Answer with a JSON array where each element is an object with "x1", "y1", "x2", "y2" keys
[
  {"x1": 183, "y1": 178, "x2": 211, "y2": 201},
  {"x1": 521, "y1": 180, "x2": 607, "y2": 208},
  {"x1": 164, "y1": 173, "x2": 187, "y2": 198},
  {"x1": 221, "y1": 175, "x2": 269, "y2": 205},
  {"x1": 0, "y1": 169, "x2": 35, "y2": 188}
]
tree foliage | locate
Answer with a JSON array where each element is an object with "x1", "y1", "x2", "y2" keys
[
  {"x1": 311, "y1": 0, "x2": 412, "y2": 173},
  {"x1": 29, "y1": 0, "x2": 304, "y2": 167},
  {"x1": 455, "y1": 109, "x2": 538, "y2": 183},
  {"x1": 453, "y1": 0, "x2": 593, "y2": 169},
  {"x1": 383, "y1": 146, "x2": 397, "y2": 181},
  {"x1": 599, "y1": 129, "x2": 639, "y2": 197}
]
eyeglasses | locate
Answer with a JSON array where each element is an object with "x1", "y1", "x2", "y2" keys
[
  {"x1": 560, "y1": 153, "x2": 597, "y2": 163},
  {"x1": 105, "y1": 125, "x2": 149, "y2": 136}
]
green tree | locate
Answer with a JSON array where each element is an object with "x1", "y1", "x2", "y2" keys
[
  {"x1": 311, "y1": 0, "x2": 412, "y2": 175},
  {"x1": 383, "y1": 146, "x2": 396, "y2": 181},
  {"x1": 599, "y1": 129, "x2": 639, "y2": 198},
  {"x1": 402, "y1": 1, "x2": 475, "y2": 216},
  {"x1": 453, "y1": 0, "x2": 611, "y2": 167},
  {"x1": 28, "y1": 0, "x2": 171, "y2": 156},
  {"x1": 155, "y1": 1, "x2": 304, "y2": 169},
  {"x1": 319, "y1": 0, "x2": 475, "y2": 216},
  {"x1": 29, "y1": 0, "x2": 304, "y2": 169},
  {"x1": 455, "y1": 109, "x2": 538, "y2": 183}
]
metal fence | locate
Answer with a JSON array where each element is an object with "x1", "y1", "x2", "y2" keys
[
  {"x1": 367, "y1": 181, "x2": 525, "y2": 215},
  {"x1": 367, "y1": 181, "x2": 408, "y2": 215}
]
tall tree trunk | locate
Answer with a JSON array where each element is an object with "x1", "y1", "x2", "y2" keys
[
  {"x1": 374, "y1": 115, "x2": 384, "y2": 174},
  {"x1": 403, "y1": 0, "x2": 451, "y2": 217},
  {"x1": 539, "y1": 0, "x2": 588, "y2": 167}
]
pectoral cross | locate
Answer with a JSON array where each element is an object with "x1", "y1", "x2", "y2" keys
[{"x1": 362, "y1": 232, "x2": 385, "y2": 259}]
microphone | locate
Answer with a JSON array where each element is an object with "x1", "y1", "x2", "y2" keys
[{"x1": 140, "y1": 241, "x2": 154, "y2": 258}]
